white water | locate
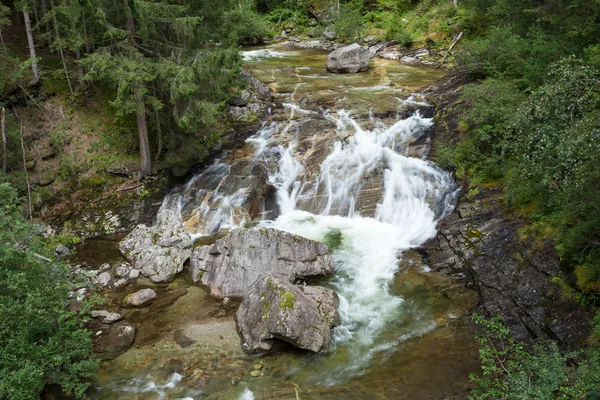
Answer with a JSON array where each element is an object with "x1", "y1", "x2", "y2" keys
[
  {"x1": 249, "y1": 106, "x2": 457, "y2": 382},
  {"x1": 154, "y1": 49, "x2": 457, "y2": 389}
]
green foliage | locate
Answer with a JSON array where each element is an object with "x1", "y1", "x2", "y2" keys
[
  {"x1": 0, "y1": 183, "x2": 98, "y2": 399},
  {"x1": 470, "y1": 313, "x2": 600, "y2": 399},
  {"x1": 333, "y1": 1, "x2": 365, "y2": 41}
]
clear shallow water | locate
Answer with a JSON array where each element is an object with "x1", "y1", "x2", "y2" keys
[{"x1": 90, "y1": 46, "x2": 479, "y2": 399}]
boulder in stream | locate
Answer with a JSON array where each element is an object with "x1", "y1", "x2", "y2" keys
[
  {"x1": 92, "y1": 322, "x2": 136, "y2": 361},
  {"x1": 124, "y1": 288, "x2": 158, "y2": 308},
  {"x1": 326, "y1": 43, "x2": 372, "y2": 73},
  {"x1": 190, "y1": 227, "x2": 334, "y2": 298},
  {"x1": 119, "y1": 210, "x2": 192, "y2": 283},
  {"x1": 236, "y1": 273, "x2": 339, "y2": 354}
]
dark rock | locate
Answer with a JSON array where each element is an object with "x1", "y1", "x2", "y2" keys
[
  {"x1": 149, "y1": 288, "x2": 188, "y2": 310},
  {"x1": 228, "y1": 91, "x2": 251, "y2": 107},
  {"x1": 236, "y1": 273, "x2": 339, "y2": 354},
  {"x1": 119, "y1": 210, "x2": 192, "y2": 283},
  {"x1": 421, "y1": 186, "x2": 591, "y2": 346},
  {"x1": 124, "y1": 288, "x2": 158, "y2": 308},
  {"x1": 326, "y1": 43, "x2": 372, "y2": 74},
  {"x1": 92, "y1": 322, "x2": 135, "y2": 360},
  {"x1": 174, "y1": 329, "x2": 196, "y2": 348},
  {"x1": 190, "y1": 227, "x2": 334, "y2": 298}
]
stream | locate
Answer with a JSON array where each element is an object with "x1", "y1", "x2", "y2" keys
[{"x1": 88, "y1": 45, "x2": 480, "y2": 399}]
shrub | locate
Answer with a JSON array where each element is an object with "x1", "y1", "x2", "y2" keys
[{"x1": 0, "y1": 183, "x2": 98, "y2": 399}]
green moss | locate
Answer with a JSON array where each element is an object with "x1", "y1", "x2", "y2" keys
[{"x1": 280, "y1": 290, "x2": 295, "y2": 311}]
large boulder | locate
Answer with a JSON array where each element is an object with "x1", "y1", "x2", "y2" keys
[
  {"x1": 236, "y1": 274, "x2": 339, "y2": 354},
  {"x1": 326, "y1": 43, "x2": 372, "y2": 73},
  {"x1": 190, "y1": 228, "x2": 334, "y2": 298},
  {"x1": 92, "y1": 322, "x2": 136, "y2": 361},
  {"x1": 119, "y1": 210, "x2": 192, "y2": 283}
]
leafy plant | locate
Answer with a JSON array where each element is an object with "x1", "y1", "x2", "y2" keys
[{"x1": 0, "y1": 183, "x2": 98, "y2": 399}]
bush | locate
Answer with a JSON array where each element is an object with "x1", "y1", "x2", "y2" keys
[
  {"x1": 0, "y1": 183, "x2": 98, "y2": 399},
  {"x1": 470, "y1": 313, "x2": 600, "y2": 399}
]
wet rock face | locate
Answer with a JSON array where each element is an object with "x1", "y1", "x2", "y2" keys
[
  {"x1": 190, "y1": 228, "x2": 333, "y2": 298},
  {"x1": 119, "y1": 210, "x2": 192, "y2": 283},
  {"x1": 236, "y1": 273, "x2": 339, "y2": 354},
  {"x1": 422, "y1": 186, "x2": 591, "y2": 347},
  {"x1": 326, "y1": 43, "x2": 372, "y2": 74}
]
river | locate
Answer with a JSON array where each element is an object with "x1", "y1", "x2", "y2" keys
[{"x1": 88, "y1": 45, "x2": 480, "y2": 400}]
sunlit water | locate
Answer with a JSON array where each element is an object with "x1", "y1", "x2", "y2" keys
[{"x1": 90, "y1": 46, "x2": 478, "y2": 400}]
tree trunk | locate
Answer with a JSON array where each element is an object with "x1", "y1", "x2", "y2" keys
[
  {"x1": 20, "y1": 120, "x2": 33, "y2": 220},
  {"x1": 1, "y1": 107, "x2": 6, "y2": 173},
  {"x1": 23, "y1": 11, "x2": 40, "y2": 85},
  {"x1": 123, "y1": 0, "x2": 151, "y2": 178},
  {"x1": 135, "y1": 86, "x2": 152, "y2": 178},
  {"x1": 0, "y1": 28, "x2": 7, "y2": 58},
  {"x1": 154, "y1": 108, "x2": 162, "y2": 162},
  {"x1": 51, "y1": 0, "x2": 74, "y2": 95},
  {"x1": 40, "y1": 0, "x2": 52, "y2": 48}
]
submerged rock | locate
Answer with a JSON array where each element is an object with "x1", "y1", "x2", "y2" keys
[
  {"x1": 236, "y1": 274, "x2": 339, "y2": 354},
  {"x1": 190, "y1": 227, "x2": 334, "y2": 298},
  {"x1": 119, "y1": 210, "x2": 192, "y2": 283},
  {"x1": 326, "y1": 43, "x2": 372, "y2": 73},
  {"x1": 92, "y1": 322, "x2": 135, "y2": 361},
  {"x1": 124, "y1": 288, "x2": 158, "y2": 308}
]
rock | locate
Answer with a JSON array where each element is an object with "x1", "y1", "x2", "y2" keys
[
  {"x1": 97, "y1": 272, "x2": 114, "y2": 287},
  {"x1": 190, "y1": 227, "x2": 334, "y2": 298},
  {"x1": 124, "y1": 288, "x2": 158, "y2": 308},
  {"x1": 228, "y1": 91, "x2": 251, "y2": 107},
  {"x1": 100, "y1": 263, "x2": 112, "y2": 271},
  {"x1": 119, "y1": 210, "x2": 193, "y2": 283},
  {"x1": 112, "y1": 278, "x2": 128, "y2": 289},
  {"x1": 91, "y1": 310, "x2": 123, "y2": 324},
  {"x1": 174, "y1": 329, "x2": 196, "y2": 348},
  {"x1": 322, "y1": 28, "x2": 336, "y2": 41},
  {"x1": 250, "y1": 370, "x2": 260, "y2": 377},
  {"x1": 236, "y1": 274, "x2": 339, "y2": 354},
  {"x1": 150, "y1": 288, "x2": 188, "y2": 310},
  {"x1": 307, "y1": 28, "x2": 320, "y2": 38},
  {"x1": 129, "y1": 269, "x2": 140, "y2": 279},
  {"x1": 92, "y1": 322, "x2": 136, "y2": 361},
  {"x1": 422, "y1": 183, "x2": 591, "y2": 346},
  {"x1": 55, "y1": 244, "x2": 71, "y2": 256},
  {"x1": 308, "y1": 19, "x2": 318, "y2": 26},
  {"x1": 326, "y1": 43, "x2": 372, "y2": 74},
  {"x1": 115, "y1": 265, "x2": 131, "y2": 277},
  {"x1": 75, "y1": 288, "x2": 87, "y2": 302}
]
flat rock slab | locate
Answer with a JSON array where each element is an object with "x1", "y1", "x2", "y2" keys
[
  {"x1": 190, "y1": 227, "x2": 334, "y2": 298},
  {"x1": 119, "y1": 210, "x2": 192, "y2": 283},
  {"x1": 236, "y1": 273, "x2": 339, "y2": 354},
  {"x1": 90, "y1": 310, "x2": 123, "y2": 324}
]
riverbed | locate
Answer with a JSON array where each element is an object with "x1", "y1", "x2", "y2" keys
[{"x1": 86, "y1": 45, "x2": 481, "y2": 400}]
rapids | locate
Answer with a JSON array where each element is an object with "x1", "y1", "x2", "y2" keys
[{"x1": 89, "y1": 45, "x2": 480, "y2": 399}]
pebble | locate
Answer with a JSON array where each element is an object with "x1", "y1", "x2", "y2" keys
[
  {"x1": 100, "y1": 263, "x2": 111, "y2": 271},
  {"x1": 253, "y1": 363, "x2": 262, "y2": 370},
  {"x1": 250, "y1": 370, "x2": 260, "y2": 377}
]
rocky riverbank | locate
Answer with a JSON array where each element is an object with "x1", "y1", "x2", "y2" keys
[{"x1": 423, "y1": 72, "x2": 592, "y2": 347}]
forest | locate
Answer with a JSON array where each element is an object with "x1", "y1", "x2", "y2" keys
[{"x1": 1, "y1": 0, "x2": 600, "y2": 398}]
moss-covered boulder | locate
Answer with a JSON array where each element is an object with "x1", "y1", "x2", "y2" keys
[{"x1": 236, "y1": 273, "x2": 339, "y2": 354}]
